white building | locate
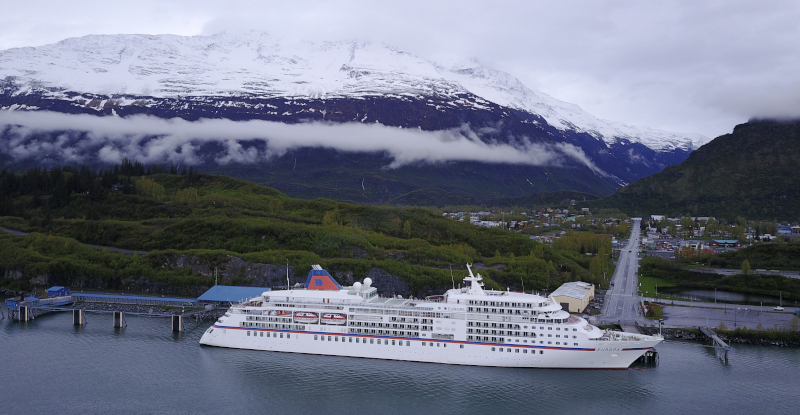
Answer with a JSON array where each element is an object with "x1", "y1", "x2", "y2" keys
[{"x1": 551, "y1": 282, "x2": 594, "y2": 313}]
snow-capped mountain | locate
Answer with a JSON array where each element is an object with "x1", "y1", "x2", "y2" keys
[
  {"x1": 0, "y1": 32, "x2": 709, "y2": 204},
  {"x1": 0, "y1": 32, "x2": 706, "y2": 151}
]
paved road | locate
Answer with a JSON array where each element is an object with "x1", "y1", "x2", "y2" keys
[
  {"x1": 662, "y1": 304, "x2": 798, "y2": 330},
  {"x1": 599, "y1": 218, "x2": 648, "y2": 327},
  {"x1": 1, "y1": 227, "x2": 148, "y2": 256}
]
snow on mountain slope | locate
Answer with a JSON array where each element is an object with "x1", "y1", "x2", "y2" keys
[{"x1": 0, "y1": 32, "x2": 707, "y2": 151}]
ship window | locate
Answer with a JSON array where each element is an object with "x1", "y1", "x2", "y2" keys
[
  {"x1": 422, "y1": 342, "x2": 426, "y2": 346},
  {"x1": 515, "y1": 349, "x2": 519, "y2": 353},
  {"x1": 349, "y1": 338, "x2": 352, "y2": 343},
  {"x1": 287, "y1": 334, "x2": 291, "y2": 339},
  {"x1": 247, "y1": 331, "x2": 250, "y2": 336},
  {"x1": 524, "y1": 350, "x2": 527, "y2": 353},
  {"x1": 444, "y1": 344, "x2": 447, "y2": 348},
  {"x1": 315, "y1": 335, "x2": 318, "y2": 340},
  {"x1": 540, "y1": 350, "x2": 543, "y2": 354},
  {"x1": 506, "y1": 348, "x2": 510, "y2": 352},
  {"x1": 328, "y1": 336, "x2": 331, "y2": 341},
  {"x1": 370, "y1": 339, "x2": 374, "y2": 344},
  {"x1": 429, "y1": 343, "x2": 433, "y2": 347},
  {"x1": 548, "y1": 327, "x2": 552, "y2": 330},
  {"x1": 437, "y1": 343, "x2": 440, "y2": 347},
  {"x1": 406, "y1": 341, "x2": 410, "y2": 346},
  {"x1": 260, "y1": 332, "x2": 263, "y2": 337},
  {"x1": 460, "y1": 345, "x2": 464, "y2": 349},
  {"x1": 573, "y1": 328, "x2": 577, "y2": 331},
  {"x1": 392, "y1": 340, "x2": 396, "y2": 345},
  {"x1": 335, "y1": 336, "x2": 339, "y2": 341},
  {"x1": 574, "y1": 343, "x2": 578, "y2": 346},
  {"x1": 556, "y1": 342, "x2": 560, "y2": 345},
  {"x1": 548, "y1": 341, "x2": 552, "y2": 344},
  {"x1": 492, "y1": 347, "x2": 496, "y2": 351},
  {"x1": 280, "y1": 333, "x2": 284, "y2": 338}
]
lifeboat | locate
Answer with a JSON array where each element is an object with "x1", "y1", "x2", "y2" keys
[
  {"x1": 294, "y1": 312, "x2": 319, "y2": 324},
  {"x1": 320, "y1": 313, "x2": 347, "y2": 325}
]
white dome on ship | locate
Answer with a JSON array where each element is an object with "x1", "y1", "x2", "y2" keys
[
  {"x1": 353, "y1": 282, "x2": 362, "y2": 291},
  {"x1": 363, "y1": 277, "x2": 372, "y2": 288}
]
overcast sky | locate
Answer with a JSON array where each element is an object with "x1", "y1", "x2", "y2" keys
[{"x1": 2, "y1": 0, "x2": 799, "y2": 139}]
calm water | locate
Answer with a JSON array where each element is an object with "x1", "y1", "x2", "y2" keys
[
  {"x1": 2, "y1": 304, "x2": 799, "y2": 414},
  {"x1": 659, "y1": 287, "x2": 798, "y2": 307}
]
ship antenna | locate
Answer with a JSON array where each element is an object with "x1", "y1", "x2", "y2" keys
[
  {"x1": 286, "y1": 260, "x2": 290, "y2": 291},
  {"x1": 450, "y1": 265, "x2": 455, "y2": 289},
  {"x1": 521, "y1": 277, "x2": 525, "y2": 294}
]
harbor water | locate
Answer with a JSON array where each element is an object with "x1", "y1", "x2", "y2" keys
[{"x1": 2, "y1": 304, "x2": 799, "y2": 414}]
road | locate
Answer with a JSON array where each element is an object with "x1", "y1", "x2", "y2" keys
[
  {"x1": 598, "y1": 217, "x2": 648, "y2": 327},
  {"x1": 661, "y1": 303, "x2": 798, "y2": 330}
]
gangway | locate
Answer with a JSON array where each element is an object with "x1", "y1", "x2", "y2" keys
[{"x1": 699, "y1": 326, "x2": 731, "y2": 362}]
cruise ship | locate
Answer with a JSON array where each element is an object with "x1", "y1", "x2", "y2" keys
[{"x1": 199, "y1": 265, "x2": 662, "y2": 369}]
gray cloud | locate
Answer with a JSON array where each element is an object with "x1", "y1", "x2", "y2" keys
[
  {"x1": 2, "y1": 1, "x2": 800, "y2": 138},
  {"x1": 0, "y1": 111, "x2": 605, "y2": 174}
]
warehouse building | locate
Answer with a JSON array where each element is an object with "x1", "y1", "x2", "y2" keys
[{"x1": 551, "y1": 281, "x2": 595, "y2": 313}]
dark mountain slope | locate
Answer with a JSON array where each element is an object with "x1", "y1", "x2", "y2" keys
[{"x1": 602, "y1": 119, "x2": 800, "y2": 220}]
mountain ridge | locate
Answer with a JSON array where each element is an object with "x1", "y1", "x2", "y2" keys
[
  {"x1": 599, "y1": 119, "x2": 800, "y2": 220},
  {"x1": 0, "y1": 32, "x2": 708, "y2": 205}
]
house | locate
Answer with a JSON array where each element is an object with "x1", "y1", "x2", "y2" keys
[
  {"x1": 651, "y1": 215, "x2": 665, "y2": 221},
  {"x1": 709, "y1": 239, "x2": 742, "y2": 248},
  {"x1": 46, "y1": 286, "x2": 70, "y2": 297},
  {"x1": 551, "y1": 282, "x2": 594, "y2": 313}
]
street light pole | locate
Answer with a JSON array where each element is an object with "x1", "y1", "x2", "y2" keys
[{"x1": 714, "y1": 287, "x2": 717, "y2": 304}]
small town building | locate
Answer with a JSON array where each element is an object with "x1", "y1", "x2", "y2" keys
[
  {"x1": 46, "y1": 286, "x2": 70, "y2": 297},
  {"x1": 708, "y1": 239, "x2": 742, "y2": 248},
  {"x1": 551, "y1": 281, "x2": 594, "y2": 313},
  {"x1": 197, "y1": 285, "x2": 271, "y2": 306}
]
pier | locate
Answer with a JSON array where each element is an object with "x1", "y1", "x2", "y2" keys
[
  {"x1": 4, "y1": 284, "x2": 269, "y2": 334},
  {"x1": 699, "y1": 326, "x2": 731, "y2": 362}
]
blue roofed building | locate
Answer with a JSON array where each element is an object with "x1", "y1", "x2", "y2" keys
[
  {"x1": 197, "y1": 285, "x2": 271, "y2": 306},
  {"x1": 47, "y1": 286, "x2": 70, "y2": 297}
]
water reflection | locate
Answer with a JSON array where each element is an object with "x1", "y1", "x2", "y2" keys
[{"x1": 658, "y1": 287, "x2": 795, "y2": 307}]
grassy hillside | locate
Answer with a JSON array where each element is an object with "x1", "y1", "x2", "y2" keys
[
  {"x1": 599, "y1": 119, "x2": 800, "y2": 221},
  {"x1": 0, "y1": 165, "x2": 603, "y2": 296}
]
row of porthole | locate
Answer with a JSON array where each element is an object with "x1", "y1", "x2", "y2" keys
[
  {"x1": 492, "y1": 347, "x2": 543, "y2": 355},
  {"x1": 244, "y1": 330, "x2": 575, "y2": 351},
  {"x1": 247, "y1": 331, "x2": 290, "y2": 339},
  {"x1": 313, "y1": 335, "x2": 455, "y2": 348}
]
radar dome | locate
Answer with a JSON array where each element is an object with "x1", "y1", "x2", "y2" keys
[
  {"x1": 353, "y1": 282, "x2": 362, "y2": 291},
  {"x1": 363, "y1": 277, "x2": 372, "y2": 288}
]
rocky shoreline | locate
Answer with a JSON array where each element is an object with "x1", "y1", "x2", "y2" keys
[{"x1": 640, "y1": 327, "x2": 799, "y2": 348}]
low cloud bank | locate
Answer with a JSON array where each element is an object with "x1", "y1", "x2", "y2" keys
[{"x1": 0, "y1": 111, "x2": 604, "y2": 173}]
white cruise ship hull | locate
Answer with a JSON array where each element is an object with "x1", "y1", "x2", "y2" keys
[
  {"x1": 200, "y1": 264, "x2": 662, "y2": 369},
  {"x1": 200, "y1": 325, "x2": 658, "y2": 369}
]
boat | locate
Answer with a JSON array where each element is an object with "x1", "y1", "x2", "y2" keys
[
  {"x1": 294, "y1": 312, "x2": 319, "y2": 324},
  {"x1": 320, "y1": 313, "x2": 347, "y2": 325},
  {"x1": 199, "y1": 264, "x2": 662, "y2": 369}
]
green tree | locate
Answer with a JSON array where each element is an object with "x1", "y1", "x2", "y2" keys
[
  {"x1": 741, "y1": 259, "x2": 752, "y2": 274},
  {"x1": 402, "y1": 220, "x2": 412, "y2": 237}
]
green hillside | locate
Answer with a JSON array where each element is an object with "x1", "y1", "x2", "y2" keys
[
  {"x1": 0, "y1": 164, "x2": 608, "y2": 297},
  {"x1": 600, "y1": 120, "x2": 800, "y2": 221}
]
